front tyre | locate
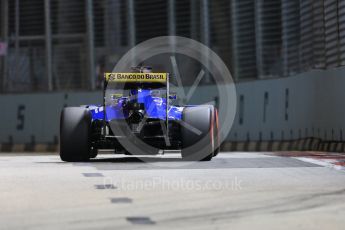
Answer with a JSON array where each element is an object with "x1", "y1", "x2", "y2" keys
[{"x1": 60, "y1": 107, "x2": 92, "y2": 162}]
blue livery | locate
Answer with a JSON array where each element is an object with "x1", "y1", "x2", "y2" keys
[{"x1": 88, "y1": 89, "x2": 183, "y2": 122}]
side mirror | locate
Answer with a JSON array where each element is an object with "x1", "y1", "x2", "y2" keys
[
  {"x1": 169, "y1": 93, "x2": 177, "y2": 100},
  {"x1": 110, "y1": 93, "x2": 123, "y2": 100}
]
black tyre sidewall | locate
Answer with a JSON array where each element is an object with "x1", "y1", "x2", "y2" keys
[
  {"x1": 60, "y1": 107, "x2": 92, "y2": 162},
  {"x1": 213, "y1": 108, "x2": 220, "y2": 157},
  {"x1": 181, "y1": 106, "x2": 215, "y2": 161}
]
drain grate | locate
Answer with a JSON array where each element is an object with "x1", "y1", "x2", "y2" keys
[
  {"x1": 126, "y1": 217, "x2": 155, "y2": 225},
  {"x1": 110, "y1": 197, "x2": 132, "y2": 204},
  {"x1": 95, "y1": 184, "x2": 116, "y2": 189},
  {"x1": 82, "y1": 173, "x2": 104, "y2": 177}
]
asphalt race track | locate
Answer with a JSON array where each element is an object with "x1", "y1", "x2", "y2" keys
[{"x1": 0, "y1": 152, "x2": 345, "y2": 230}]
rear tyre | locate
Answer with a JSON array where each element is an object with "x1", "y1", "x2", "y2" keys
[
  {"x1": 90, "y1": 148, "x2": 98, "y2": 158},
  {"x1": 213, "y1": 108, "x2": 220, "y2": 157},
  {"x1": 181, "y1": 106, "x2": 215, "y2": 161},
  {"x1": 198, "y1": 105, "x2": 220, "y2": 158},
  {"x1": 60, "y1": 107, "x2": 92, "y2": 162}
]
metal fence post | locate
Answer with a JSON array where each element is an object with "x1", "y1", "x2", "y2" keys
[
  {"x1": 168, "y1": 0, "x2": 176, "y2": 53},
  {"x1": 168, "y1": 0, "x2": 176, "y2": 36},
  {"x1": 190, "y1": 0, "x2": 197, "y2": 40},
  {"x1": 201, "y1": 0, "x2": 211, "y2": 83},
  {"x1": 14, "y1": 0, "x2": 19, "y2": 89},
  {"x1": 255, "y1": 0, "x2": 264, "y2": 79},
  {"x1": 86, "y1": 0, "x2": 95, "y2": 90},
  {"x1": 45, "y1": 0, "x2": 53, "y2": 91},
  {"x1": 0, "y1": 0, "x2": 8, "y2": 91},
  {"x1": 128, "y1": 0, "x2": 136, "y2": 47},
  {"x1": 128, "y1": 0, "x2": 136, "y2": 65}
]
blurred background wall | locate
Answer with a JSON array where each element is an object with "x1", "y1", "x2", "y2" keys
[{"x1": 0, "y1": 0, "x2": 345, "y2": 146}]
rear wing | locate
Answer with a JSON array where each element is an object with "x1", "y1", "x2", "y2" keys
[{"x1": 105, "y1": 72, "x2": 167, "y2": 83}]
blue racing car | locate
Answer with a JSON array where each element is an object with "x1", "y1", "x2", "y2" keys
[{"x1": 60, "y1": 66, "x2": 219, "y2": 162}]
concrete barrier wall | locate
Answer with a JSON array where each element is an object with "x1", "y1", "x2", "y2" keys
[
  {"x1": 0, "y1": 92, "x2": 101, "y2": 144},
  {"x1": 313, "y1": 68, "x2": 345, "y2": 141},
  {"x1": 226, "y1": 74, "x2": 315, "y2": 142},
  {"x1": 231, "y1": 66, "x2": 345, "y2": 142},
  {"x1": 0, "y1": 67, "x2": 344, "y2": 145}
]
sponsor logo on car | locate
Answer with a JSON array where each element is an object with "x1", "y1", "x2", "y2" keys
[{"x1": 105, "y1": 73, "x2": 167, "y2": 83}]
